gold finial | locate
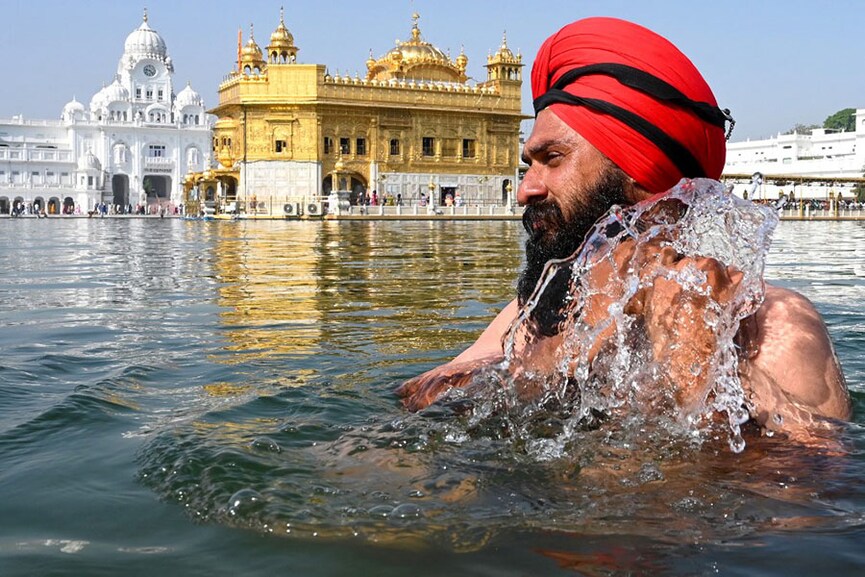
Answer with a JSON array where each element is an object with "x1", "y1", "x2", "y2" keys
[
  {"x1": 143, "y1": 7, "x2": 148, "y2": 23},
  {"x1": 249, "y1": 23, "x2": 255, "y2": 40},
  {"x1": 411, "y1": 12, "x2": 420, "y2": 40},
  {"x1": 501, "y1": 31, "x2": 508, "y2": 48},
  {"x1": 280, "y1": 6, "x2": 285, "y2": 24}
]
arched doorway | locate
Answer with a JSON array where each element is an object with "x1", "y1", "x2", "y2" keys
[
  {"x1": 33, "y1": 196, "x2": 45, "y2": 213},
  {"x1": 322, "y1": 172, "x2": 367, "y2": 205},
  {"x1": 47, "y1": 197, "x2": 60, "y2": 214},
  {"x1": 63, "y1": 197, "x2": 75, "y2": 215},
  {"x1": 0, "y1": 197, "x2": 9, "y2": 214},
  {"x1": 218, "y1": 177, "x2": 237, "y2": 201},
  {"x1": 143, "y1": 174, "x2": 171, "y2": 208},
  {"x1": 501, "y1": 179, "x2": 511, "y2": 204},
  {"x1": 112, "y1": 174, "x2": 129, "y2": 209}
]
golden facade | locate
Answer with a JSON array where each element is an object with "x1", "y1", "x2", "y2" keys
[{"x1": 184, "y1": 12, "x2": 524, "y2": 217}]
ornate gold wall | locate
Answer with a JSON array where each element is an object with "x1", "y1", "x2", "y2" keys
[{"x1": 185, "y1": 13, "x2": 525, "y2": 215}]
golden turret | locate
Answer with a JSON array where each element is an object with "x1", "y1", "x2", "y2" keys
[
  {"x1": 485, "y1": 31, "x2": 522, "y2": 82},
  {"x1": 240, "y1": 24, "x2": 266, "y2": 74},
  {"x1": 266, "y1": 7, "x2": 298, "y2": 64}
]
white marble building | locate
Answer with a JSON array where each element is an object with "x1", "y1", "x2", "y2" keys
[
  {"x1": 724, "y1": 109, "x2": 865, "y2": 200},
  {"x1": 0, "y1": 10, "x2": 213, "y2": 215}
]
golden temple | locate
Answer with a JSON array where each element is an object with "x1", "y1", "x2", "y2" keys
[{"x1": 183, "y1": 11, "x2": 525, "y2": 217}]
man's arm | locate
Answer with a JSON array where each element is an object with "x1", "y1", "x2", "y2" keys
[
  {"x1": 742, "y1": 285, "x2": 851, "y2": 433},
  {"x1": 451, "y1": 299, "x2": 519, "y2": 363},
  {"x1": 395, "y1": 299, "x2": 520, "y2": 409}
]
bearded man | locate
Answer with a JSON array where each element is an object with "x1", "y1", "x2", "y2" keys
[{"x1": 397, "y1": 17, "x2": 850, "y2": 439}]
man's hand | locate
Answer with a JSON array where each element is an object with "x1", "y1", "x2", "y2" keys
[
  {"x1": 396, "y1": 355, "x2": 503, "y2": 411},
  {"x1": 622, "y1": 239, "x2": 745, "y2": 413}
]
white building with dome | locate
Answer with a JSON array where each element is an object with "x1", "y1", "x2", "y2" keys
[{"x1": 0, "y1": 10, "x2": 213, "y2": 215}]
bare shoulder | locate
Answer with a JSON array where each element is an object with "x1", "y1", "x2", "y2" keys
[{"x1": 744, "y1": 284, "x2": 851, "y2": 426}]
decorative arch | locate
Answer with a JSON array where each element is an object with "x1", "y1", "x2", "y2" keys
[
  {"x1": 322, "y1": 171, "x2": 367, "y2": 204},
  {"x1": 144, "y1": 104, "x2": 170, "y2": 124}
]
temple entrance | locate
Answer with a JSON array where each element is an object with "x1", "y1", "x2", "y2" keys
[
  {"x1": 440, "y1": 186, "x2": 457, "y2": 206},
  {"x1": 323, "y1": 173, "x2": 367, "y2": 205},
  {"x1": 501, "y1": 179, "x2": 511, "y2": 204},
  {"x1": 218, "y1": 177, "x2": 237, "y2": 202},
  {"x1": 47, "y1": 197, "x2": 60, "y2": 214},
  {"x1": 143, "y1": 175, "x2": 171, "y2": 208},
  {"x1": 113, "y1": 174, "x2": 129, "y2": 209},
  {"x1": 63, "y1": 197, "x2": 75, "y2": 215},
  {"x1": 0, "y1": 197, "x2": 9, "y2": 214}
]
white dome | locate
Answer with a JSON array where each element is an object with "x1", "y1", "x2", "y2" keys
[
  {"x1": 103, "y1": 78, "x2": 130, "y2": 105},
  {"x1": 175, "y1": 83, "x2": 203, "y2": 108},
  {"x1": 77, "y1": 150, "x2": 102, "y2": 171},
  {"x1": 123, "y1": 13, "x2": 167, "y2": 61},
  {"x1": 89, "y1": 85, "x2": 109, "y2": 112},
  {"x1": 62, "y1": 97, "x2": 85, "y2": 116}
]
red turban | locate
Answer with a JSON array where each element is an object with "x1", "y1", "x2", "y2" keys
[{"x1": 532, "y1": 17, "x2": 731, "y2": 193}]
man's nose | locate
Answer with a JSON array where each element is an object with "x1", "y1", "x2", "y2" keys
[{"x1": 517, "y1": 168, "x2": 548, "y2": 205}]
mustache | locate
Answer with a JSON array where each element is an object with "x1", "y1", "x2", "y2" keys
[{"x1": 522, "y1": 200, "x2": 567, "y2": 239}]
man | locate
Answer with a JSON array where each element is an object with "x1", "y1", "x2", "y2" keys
[{"x1": 397, "y1": 17, "x2": 850, "y2": 439}]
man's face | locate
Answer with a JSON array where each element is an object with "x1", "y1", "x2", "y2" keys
[{"x1": 517, "y1": 109, "x2": 632, "y2": 305}]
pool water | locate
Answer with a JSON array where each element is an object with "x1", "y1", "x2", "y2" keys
[{"x1": 1, "y1": 218, "x2": 863, "y2": 576}]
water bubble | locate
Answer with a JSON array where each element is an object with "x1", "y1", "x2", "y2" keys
[
  {"x1": 226, "y1": 488, "x2": 264, "y2": 517},
  {"x1": 390, "y1": 503, "x2": 423, "y2": 519},
  {"x1": 250, "y1": 436, "x2": 281, "y2": 453},
  {"x1": 367, "y1": 505, "x2": 393, "y2": 518}
]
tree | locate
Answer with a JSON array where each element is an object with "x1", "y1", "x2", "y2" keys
[
  {"x1": 782, "y1": 123, "x2": 820, "y2": 135},
  {"x1": 824, "y1": 108, "x2": 856, "y2": 132}
]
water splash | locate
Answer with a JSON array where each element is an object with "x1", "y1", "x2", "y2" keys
[{"x1": 452, "y1": 179, "x2": 778, "y2": 456}]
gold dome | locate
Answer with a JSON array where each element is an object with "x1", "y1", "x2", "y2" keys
[
  {"x1": 267, "y1": 7, "x2": 298, "y2": 63},
  {"x1": 456, "y1": 45, "x2": 468, "y2": 71},
  {"x1": 487, "y1": 31, "x2": 521, "y2": 65},
  {"x1": 240, "y1": 24, "x2": 266, "y2": 73},
  {"x1": 365, "y1": 13, "x2": 466, "y2": 83}
]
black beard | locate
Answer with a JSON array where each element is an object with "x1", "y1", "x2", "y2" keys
[{"x1": 517, "y1": 170, "x2": 631, "y2": 335}]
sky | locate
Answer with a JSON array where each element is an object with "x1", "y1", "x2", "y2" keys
[{"x1": 1, "y1": 0, "x2": 863, "y2": 142}]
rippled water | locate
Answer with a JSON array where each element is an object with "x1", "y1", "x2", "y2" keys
[{"x1": 1, "y1": 218, "x2": 864, "y2": 576}]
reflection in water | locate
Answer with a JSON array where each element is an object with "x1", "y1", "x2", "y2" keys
[
  {"x1": 214, "y1": 222, "x2": 323, "y2": 363},
  {"x1": 212, "y1": 220, "x2": 524, "y2": 361}
]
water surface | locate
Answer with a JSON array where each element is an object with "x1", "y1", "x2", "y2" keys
[{"x1": 1, "y1": 218, "x2": 864, "y2": 576}]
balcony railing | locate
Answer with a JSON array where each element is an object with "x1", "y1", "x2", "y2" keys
[{"x1": 144, "y1": 157, "x2": 174, "y2": 169}]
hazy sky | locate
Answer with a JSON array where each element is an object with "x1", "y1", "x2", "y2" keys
[{"x1": 2, "y1": 0, "x2": 861, "y2": 141}]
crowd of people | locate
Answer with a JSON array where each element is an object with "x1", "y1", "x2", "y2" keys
[{"x1": 6, "y1": 200, "x2": 183, "y2": 217}]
